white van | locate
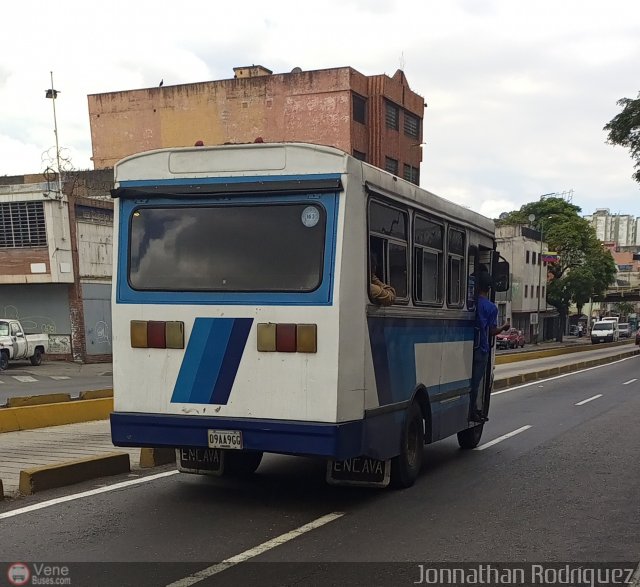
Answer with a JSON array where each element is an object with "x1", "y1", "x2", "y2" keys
[
  {"x1": 591, "y1": 321, "x2": 619, "y2": 344},
  {"x1": 618, "y1": 323, "x2": 631, "y2": 338}
]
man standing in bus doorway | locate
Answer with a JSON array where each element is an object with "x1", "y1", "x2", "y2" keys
[{"x1": 469, "y1": 271, "x2": 510, "y2": 423}]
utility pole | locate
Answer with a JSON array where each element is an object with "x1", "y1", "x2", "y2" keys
[{"x1": 45, "y1": 71, "x2": 63, "y2": 198}]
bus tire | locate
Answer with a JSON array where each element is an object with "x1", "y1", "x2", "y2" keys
[
  {"x1": 0, "y1": 350, "x2": 8, "y2": 371},
  {"x1": 30, "y1": 348, "x2": 43, "y2": 366},
  {"x1": 224, "y1": 450, "x2": 263, "y2": 476},
  {"x1": 390, "y1": 401, "x2": 424, "y2": 489},
  {"x1": 457, "y1": 424, "x2": 484, "y2": 449}
]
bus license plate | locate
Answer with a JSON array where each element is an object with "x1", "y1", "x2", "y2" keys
[
  {"x1": 208, "y1": 429, "x2": 242, "y2": 450},
  {"x1": 327, "y1": 457, "x2": 390, "y2": 487}
]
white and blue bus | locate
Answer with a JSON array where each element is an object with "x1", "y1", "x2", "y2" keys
[{"x1": 110, "y1": 142, "x2": 509, "y2": 488}]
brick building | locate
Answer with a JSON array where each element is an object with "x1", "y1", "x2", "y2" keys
[
  {"x1": 0, "y1": 170, "x2": 114, "y2": 362},
  {"x1": 88, "y1": 65, "x2": 425, "y2": 183}
]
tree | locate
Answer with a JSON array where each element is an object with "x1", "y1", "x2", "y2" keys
[
  {"x1": 501, "y1": 197, "x2": 617, "y2": 341},
  {"x1": 612, "y1": 301, "x2": 636, "y2": 319},
  {"x1": 604, "y1": 92, "x2": 640, "y2": 183}
]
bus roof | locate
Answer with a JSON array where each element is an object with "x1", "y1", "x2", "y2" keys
[{"x1": 114, "y1": 143, "x2": 495, "y2": 236}]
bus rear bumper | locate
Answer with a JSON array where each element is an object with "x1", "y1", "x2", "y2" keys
[{"x1": 110, "y1": 411, "x2": 368, "y2": 460}]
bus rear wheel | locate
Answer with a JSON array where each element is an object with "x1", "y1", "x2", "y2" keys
[
  {"x1": 457, "y1": 424, "x2": 484, "y2": 449},
  {"x1": 224, "y1": 450, "x2": 263, "y2": 476},
  {"x1": 390, "y1": 402, "x2": 424, "y2": 489}
]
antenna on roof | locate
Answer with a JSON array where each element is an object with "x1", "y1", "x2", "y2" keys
[{"x1": 399, "y1": 51, "x2": 405, "y2": 70}]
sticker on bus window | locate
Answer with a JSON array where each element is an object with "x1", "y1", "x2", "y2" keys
[{"x1": 301, "y1": 206, "x2": 320, "y2": 228}]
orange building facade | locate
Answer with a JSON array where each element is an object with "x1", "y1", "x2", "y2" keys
[{"x1": 87, "y1": 65, "x2": 425, "y2": 184}]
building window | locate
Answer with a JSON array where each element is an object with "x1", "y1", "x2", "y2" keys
[
  {"x1": 385, "y1": 157, "x2": 399, "y2": 176},
  {"x1": 352, "y1": 94, "x2": 366, "y2": 124},
  {"x1": 526, "y1": 250, "x2": 530, "y2": 264},
  {"x1": 542, "y1": 286, "x2": 545, "y2": 299},
  {"x1": 404, "y1": 112, "x2": 420, "y2": 139},
  {"x1": 385, "y1": 100, "x2": 399, "y2": 130},
  {"x1": 353, "y1": 150, "x2": 367, "y2": 162},
  {"x1": 537, "y1": 285, "x2": 540, "y2": 298},
  {"x1": 0, "y1": 201, "x2": 47, "y2": 248},
  {"x1": 532, "y1": 252, "x2": 536, "y2": 265},
  {"x1": 403, "y1": 164, "x2": 419, "y2": 185},
  {"x1": 525, "y1": 285, "x2": 528, "y2": 298}
]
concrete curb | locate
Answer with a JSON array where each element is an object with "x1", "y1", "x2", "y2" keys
[
  {"x1": 139, "y1": 448, "x2": 177, "y2": 468},
  {"x1": 493, "y1": 348, "x2": 640, "y2": 390},
  {"x1": 0, "y1": 398, "x2": 113, "y2": 433},
  {"x1": 6, "y1": 393, "x2": 71, "y2": 408},
  {"x1": 18, "y1": 452, "x2": 130, "y2": 495},
  {"x1": 78, "y1": 389, "x2": 113, "y2": 400}
]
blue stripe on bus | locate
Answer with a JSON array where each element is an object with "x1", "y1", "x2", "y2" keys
[
  {"x1": 170, "y1": 318, "x2": 253, "y2": 405},
  {"x1": 209, "y1": 318, "x2": 253, "y2": 405},
  {"x1": 368, "y1": 316, "x2": 475, "y2": 406}
]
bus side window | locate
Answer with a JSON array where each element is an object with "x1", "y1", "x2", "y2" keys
[
  {"x1": 414, "y1": 216, "x2": 444, "y2": 304},
  {"x1": 369, "y1": 236, "x2": 386, "y2": 282},
  {"x1": 467, "y1": 246, "x2": 477, "y2": 311},
  {"x1": 447, "y1": 227, "x2": 466, "y2": 307},
  {"x1": 368, "y1": 201, "x2": 408, "y2": 301}
]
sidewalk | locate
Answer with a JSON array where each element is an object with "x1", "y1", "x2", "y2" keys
[{"x1": 0, "y1": 421, "x2": 141, "y2": 497}]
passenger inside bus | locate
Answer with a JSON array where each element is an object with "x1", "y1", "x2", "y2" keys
[{"x1": 369, "y1": 256, "x2": 396, "y2": 306}]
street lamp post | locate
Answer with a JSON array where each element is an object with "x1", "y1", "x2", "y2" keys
[{"x1": 45, "y1": 71, "x2": 63, "y2": 198}]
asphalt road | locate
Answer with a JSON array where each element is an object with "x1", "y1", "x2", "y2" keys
[
  {"x1": 1, "y1": 355, "x2": 639, "y2": 586},
  {"x1": 0, "y1": 362, "x2": 111, "y2": 403}
]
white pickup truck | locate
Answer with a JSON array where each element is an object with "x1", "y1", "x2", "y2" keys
[{"x1": 0, "y1": 320, "x2": 49, "y2": 370}]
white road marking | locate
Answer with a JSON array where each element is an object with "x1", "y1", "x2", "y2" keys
[
  {"x1": 622, "y1": 378, "x2": 637, "y2": 385},
  {"x1": 575, "y1": 394, "x2": 603, "y2": 406},
  {"x1": 475, "y1": 425, "x2": 531, "y2": 451},
  {"x1": 12, "y1": 376, "x2": 37, "y2": 383},
  {"x1": 50, "y1": 376, "x2": 71, "y2": 380},
  {"x1": 165, "y1": 512, "x2": 345, "y2": 587},
  {"x1": 0, "y1": 471, "x2": 179, "y2": 520},
  {"x1": 492, "y1": 354, "x2": 639, "y2": 396}
]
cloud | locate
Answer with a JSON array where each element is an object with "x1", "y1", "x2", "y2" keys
[{"x1": 1, "y1": 0, "x2": 639, "y2": 218}]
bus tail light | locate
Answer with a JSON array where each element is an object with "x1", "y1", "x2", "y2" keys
[
  {"x1": 130, "y1": 320, "x2": 184, "y2": 349},
  {"x1": 296, "y1": 324, "x2": 317, "y2": 353},
  {"x1": 276, "y1": 323, "x2": 296, "y2": 352},
  {"x1": 257, "y1": 323, "x2": 317, "y2": 353}
]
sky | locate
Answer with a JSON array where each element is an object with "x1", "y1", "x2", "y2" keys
[{"x1": 1, "y1": 0, "x2": 639, "y2": 220}]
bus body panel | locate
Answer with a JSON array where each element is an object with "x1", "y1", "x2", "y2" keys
[{"x1": 110, "y1": 143, "x2": 499, "y2": 461}]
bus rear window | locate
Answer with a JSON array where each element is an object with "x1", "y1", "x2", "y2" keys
[{"x1": 129, "y1": 203, "x2": 326, "y2": 292}]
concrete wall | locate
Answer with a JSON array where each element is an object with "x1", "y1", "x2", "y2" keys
[
  {"x1": 0, "y1": 184, "x2": 74, "y2": 284},
  {"x1": 87, "y1": 66, "x2": 424, "y2": 178},
  {"x1": 76, "y1": 208, "x2": 113, "y2": 279},
  {"x1": 0, "y1": 284, "x2": 71, "y2": 335}
]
